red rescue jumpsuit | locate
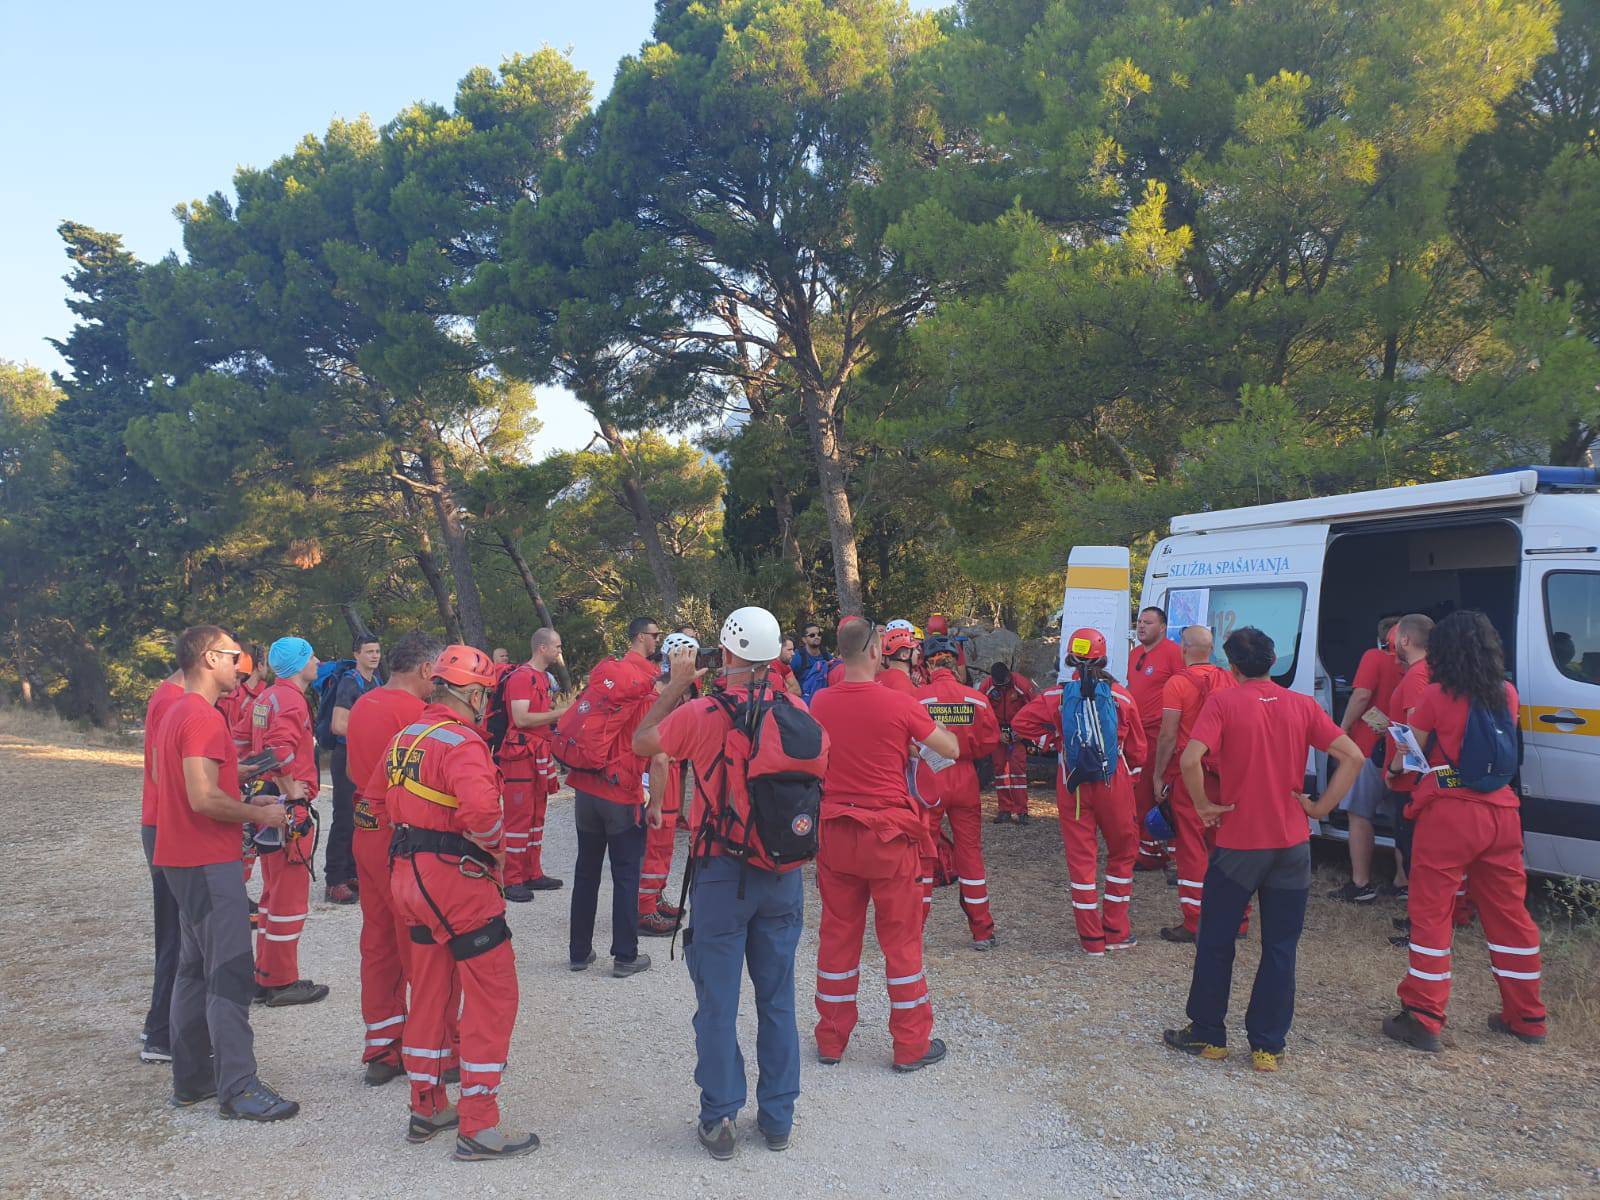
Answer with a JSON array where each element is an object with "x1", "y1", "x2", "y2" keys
[
  {"x1": 250, "y1": 681, "x2": 318, "y2": 987},
  {"x1": 981, "y1": 673, "x2": 1037, "y2": 817},
  {"x1": 1127, "y1": 639, "x2": 1185, "y2": 867},
  {"x1": 639, "y1": 758, "x2": 683, "y2": 915},
  {"x1": 1012, "y1": 680, "x2": 1145, "y2": 953},
  {"x1": 914, "y1": 669, "x2": 1002, "y2": 941},
  {"x1": 1162, "y1": 663, "x2": 1244, "y2": 935},
  {"x1": 811, "y1": 683, "x2": 940, "y2": 1067},
  {"x1": 348, "y1": 685, "x2": 461, "y2": 1072},
  {"x1": 386, "y1": 707, "x2": 518, "y2": 1139},
  {"x1": 1397, "y1": 683, "x2": 1545, "y2": 1038},
  {"x1": 498, "y1": 664, "x2": 560, "y2": 887}
]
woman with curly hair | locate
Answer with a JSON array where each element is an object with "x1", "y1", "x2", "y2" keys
[{"x1": 1385, "y1": 610, "x2": 1547, "y2": 1053}]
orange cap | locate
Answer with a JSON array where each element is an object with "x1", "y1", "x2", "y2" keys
[
  {"x1": 1066, "y1": 627, "x2": 1108, "y2": 662},
  {"x1": 433, "y1": 644, "x2": 495, "y2": 688}
]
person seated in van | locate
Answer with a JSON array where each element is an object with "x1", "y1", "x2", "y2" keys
[
  {"x1": 1548, "y1": 632, "x2": 1577, "y2": 678},
  {"x1": 1329, "y1": 616, "x2": 1405, "y2": 905}
]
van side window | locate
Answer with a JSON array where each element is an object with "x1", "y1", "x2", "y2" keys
[
  {"x1": 1544, "y1": 572, "x2": 1600, "y2": 687},
  {"x1": 1162, "y1": 583, "x2": 1307, "y2": 685}
]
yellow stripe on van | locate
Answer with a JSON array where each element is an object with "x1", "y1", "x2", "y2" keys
[
  {"x1": 1520, "y1": 706, "x2": 1600, "y2": 737},
  {"x1": 1064, "y1": 565, "x2": 1130, "y2": 591}
]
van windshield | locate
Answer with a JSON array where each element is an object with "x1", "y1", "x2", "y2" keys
[{"x1": 1163, "y1": 583, "x2": 1306, "y2": 685}]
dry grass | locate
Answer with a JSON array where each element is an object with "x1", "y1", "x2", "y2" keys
[{"x1": 0, "y1": 703, "x2": 139, "y2": 751}]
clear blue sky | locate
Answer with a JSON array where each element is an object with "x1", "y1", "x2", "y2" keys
[{"x1": 1, "y1": 1, "x2": 930, "y2": 456}]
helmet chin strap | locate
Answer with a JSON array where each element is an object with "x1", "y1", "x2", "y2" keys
[{"x1": 445, "y1": 682, "x2": 486, "y2": 721}]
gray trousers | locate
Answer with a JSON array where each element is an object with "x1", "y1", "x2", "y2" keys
[{"x1": 163, "y1": 862, "x2": 259, "y2": 1102}]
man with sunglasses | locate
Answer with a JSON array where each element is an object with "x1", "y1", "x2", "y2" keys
[
  {"x1": 152, "y1": 626, "x2": 298, "y2": 1119},
  {"x1": 565, "y1": 616, "x2": 661, "y2": 976},
  {"x1": 790, "y1": 623, "x2": 835, "y2": 700}
]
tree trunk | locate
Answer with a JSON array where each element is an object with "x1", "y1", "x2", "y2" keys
[
  {"x1": 64, "y1": 635, "x2": 115, "y2": 727},
  {"x1": 799, "y1": 386, "x2": 864, "y2": 615},
  {"x1": 420, "y1": 449, "x2": 488, "y2": 650},
  {"x1": 13, "y1": 622, "x2": 31, "y2": 706},
  {"x1": 396, "y1": 480, "x2": 461, "y2": 642},
  {"x1": 341, "y1": 603, "x2": 376, "y2": 646},
  {"x1": 597, "y1": 421, "x2": 681, "y2": 618},
  {"x1": 771, "y1": 478, "x2": 805, "y2": 579},
  {"x1": 499, "y1": 530, "x2": 573, "y2": 692}
]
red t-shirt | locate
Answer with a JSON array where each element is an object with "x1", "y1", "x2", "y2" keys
[
  {"x1": 152, "y1": 692, "x2": 245, "y2": 867},
  {"x1": 1189, "y1": 679, "x2": 1343, "y2": 851},
  {"x1": 1160, "y1": 663, "x2": 1237, "y2": 782},
  {"x1": 346, "y1": 685, "x2": 427, "y2": 821},
  {"x1": 499, "y1": 662, "x2": 553, "y2": 761},
  {"x1": 1349, "y1": 647, "x2": 1404, "y2": 756},
  {"x1": 877, "y1": 668, "x2": 918, "y2": 695},
  {"x1": 809, "y1": 680, "x2": 938, "y2": 809},
  {"x1": 141, "y1": 678, "x2": 184, "y2": 826},
  {"x1": 1408, "y1": 681, "x2": 1520, "y2": 809},
  {"x1": 1127, "y1": 638, "x2": 1186, "y2": 733},
  {"x1": 1387, "y1": 659, "x2": 1433, "y2": 793}
]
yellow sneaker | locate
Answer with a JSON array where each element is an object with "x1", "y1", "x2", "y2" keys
[
  {"x1": 1163, "y1": 1024, "x2": 1227, "y2": 1060},
  {"x1": 1251, "y1": 1049, "x2": 1284, "y2": 1073}
]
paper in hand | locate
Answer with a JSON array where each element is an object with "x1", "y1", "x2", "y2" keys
[
  {"x1": 1360, "y1": 706, "x2": 1390, "y2": 733},
  {"x1": 916, "y1": 741, "x2": 956, "y2": 773},
  {"x1": 1387, "y1": 723, "x2": 1446, "y2": 776}
]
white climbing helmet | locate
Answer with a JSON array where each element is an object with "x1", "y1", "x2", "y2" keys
[
  {"x1": 719, "y1": 606, "x2": 783, "y2": 663},
  {"x1": 661, "y1": 632, "x2": 700, "y2": 658},
  {"x1": 884, "y1": 619, "x2": 914, "y2": 633}
]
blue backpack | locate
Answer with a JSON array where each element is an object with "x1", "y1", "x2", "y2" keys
[
  {"x1": 312, "y1": 660, "x2": 378, "y2": 750},
  {"x1": 1060, "y1": 678, "x2": 1120, "y2": 791},
  {"x1": 1443, "y1": 700, "x2": 1518, "y2": 791},
  {"x1": 797, "y1": 656, "x2": 837, "y2": 703}
]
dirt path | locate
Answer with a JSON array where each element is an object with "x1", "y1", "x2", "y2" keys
[{"x1": 0, "y1": 727, "x2": 1594, "y2": 1198}]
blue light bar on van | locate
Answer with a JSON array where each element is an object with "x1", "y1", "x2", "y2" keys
[{"x1": 1490, "y1": 465, "x2": 1600, "y2": 490}]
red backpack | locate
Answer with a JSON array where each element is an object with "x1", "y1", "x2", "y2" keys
[
  {"x1": 693, "y1": 680, "x2": 829, "y2": 873},
  {"x1": 550, "y1": 661, "x2": 652, "y2": 779}
]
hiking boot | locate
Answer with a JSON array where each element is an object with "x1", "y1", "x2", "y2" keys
[
  {"x1": 442, "y1": 1066, "x2": 460, "y2": 1086},
  {"x1": 170, "y1": 1084, "x2": 218, "y2": 1107},
  {"x1": 325, "y1": 882, "x2": 357, "y2": 905},
  {"x1": 971, "y1": 935, "x2": 996, "y2": 952},
  {"x1": 407, "y1": 1107, "x2": 460, "y2": 1144},
  {"x1": 1079, "y1": 943, "x2": 1106, "y2": 958},
  {"x1": 697, "y1": 1117, "x2": 737, "y2": 1161},
  {"x1": 139, "y1": 1043, "x2": 173, "y2": 1064},
  {"x1": 613, "y1": 953, "x2": 652, "y2": 978},
  {"x1": 364, "y1": 1058, "x2": 405, "y2": 1088},
  {"x1": 569, "y1": 951, "x2": 597, "y2": 972},
  {"x1": 1016, "y1": 812, "x2": 1031, "y2": 826},
  {"x1": 528, "y1": 875, "x2": 564, "y2": 891},
  {"x1": 1393, "y1": 916, "x2": 1411, "y2": 932},
  {"x1": 639, "y1": 911, "x2": 679, "y2": 937},
  {"x1": 1379, "y1": 883, "x2": 1409, "y2": 901},
  {"x1": 1159, "y1": 925, "x2": 1196, "y2": 944},
  {"x1": 1133, "y1": 860, "x2": 1165, "y2": 873},
  {"x1": 503, "y1": 883, "x2": 535, "y2": 903},
  {"x1": 1487, "y1": 1014, "x2": 1547, "y2": 1045},
  {"x1": 1165, "y1": 867, "x2": 1179, "y2": 887},
  {"x1": 1327, "y1": 880, "x2": 1377, "y2": 904},
  {"x1": 992, "y1": 812, "x2": 1012, "y2": 825},
  {"x1": 1251, "y1": 1049, "x2": 1285, "y2": 1073},
  {"x1": 817, "y1": 1048, "x2": 842, "y2": 1066},
  {"x1": 220, "y1": 1081, "x2": 300, "y2": 1121},
  {"x1": 1382, "y1": 1010, "x2": 1442, "y2": 1053},
  {"x1": 253, "y1": 984, "x2": 271, "y2": 1004},
  {"x1": 656, "y1": 900, "x2": 683, "y2": 919},
  {"x1": 453, "y1": 1127, "x2": 540, "y2": 1161},
  {"x1": 262, "y1": 979, "x2": 330, "y2": 1007},
  {"x1": 1107, "y1": 934, "x2": 1138, "y2": 951},
  {"x1": 1387, "y1": 934, "x2": 1411, "y2": 948},
  {"x1": 760, "y1": 1125, "x2": 791, "y2": 1151},
  {"x1": 1163, "y1": 1024, "x2": 1227, "y2": 1060},
  {"x1": 894, "y1": 1037, "x2": 947, "y2": 1073}
]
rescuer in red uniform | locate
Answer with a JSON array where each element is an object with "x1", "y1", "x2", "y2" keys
[
  {"x1": 1127, "y1": 607, "x2": 1185, "y2": 870},
  {"x1": 383, "y1": 645, "x2": 538, "y2": 1161},
  {"x1": 981, "y1": 662, "x2": 1037, "y2": 824}
]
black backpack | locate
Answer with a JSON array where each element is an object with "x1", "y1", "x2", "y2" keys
[{"x1": 484, "y1": 667, "x2": 521, "y2": 755}]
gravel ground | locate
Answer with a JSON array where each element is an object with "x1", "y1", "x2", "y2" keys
[{"x1": 0, "y1": 726, "x2": 1595, "y2": 1198}]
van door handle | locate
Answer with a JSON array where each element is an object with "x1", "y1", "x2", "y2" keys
[{"x1": 1538, "y1": 712, "x2": 1586, "y2": 727}]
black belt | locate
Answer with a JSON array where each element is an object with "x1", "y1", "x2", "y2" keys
[{"x1": 390, "y1": 825, "x2": 495, "y2": 870}]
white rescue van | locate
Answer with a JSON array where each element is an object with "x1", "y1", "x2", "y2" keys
[{"x1": 1138, "y1": 466, "x2": 1600, "y2": 880}]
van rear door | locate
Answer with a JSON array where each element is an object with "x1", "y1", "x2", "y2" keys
[{"x1": 1145, "y1": 523, "x2": 1331, "y2": 694}]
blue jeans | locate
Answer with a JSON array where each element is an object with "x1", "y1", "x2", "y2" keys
[
  {"x1": 569, "y1": 791, "x2": 646, "y2": 964},
  {"x1": 686, "y1": 855, "x2": 805, "y2": 1134},
  {"x1": 1186, "y1": 845, "x2": 1311, "y2": 1054}
]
